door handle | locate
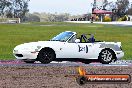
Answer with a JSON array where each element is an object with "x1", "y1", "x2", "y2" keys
[{"x1": 88, "y1": 45, "x2": 92, "y2": 47}]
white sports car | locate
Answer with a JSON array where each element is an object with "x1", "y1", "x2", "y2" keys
[{"x1": 13, "y1": 31, "x2": 124, "y2": 64}]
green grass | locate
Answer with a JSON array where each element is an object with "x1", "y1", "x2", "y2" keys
[{"x1": 0, "y1": 22, "x2": 132, "y2": 60}]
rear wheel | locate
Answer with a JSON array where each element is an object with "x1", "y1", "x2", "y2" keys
[
  {"x1": 82, "y1": 60, "x2": 91, "y2": 64},
  {"x1": 99, "y1": 49, "x2": 115, "y2": 64},
  {"x1": 38, "y1": 49, "x2": 55, "y2": 64}
]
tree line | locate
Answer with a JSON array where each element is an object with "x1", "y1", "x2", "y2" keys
[
  {"x1": 25, "y1": 12, "x2": 84, "y2": 22},
  {"x1": 100, "y1": 0, "x2": 132, "y2": 17},
  {"x1": 0, "y1": 0, "x2": 29, "y2": 21},
  {"x1": 0, "y1": 0, "x2": 132, "y2": 22}
]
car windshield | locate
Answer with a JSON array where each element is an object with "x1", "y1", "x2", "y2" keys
[{"x1": 51, "y1": 32, "x2": 74, "y2": 42}]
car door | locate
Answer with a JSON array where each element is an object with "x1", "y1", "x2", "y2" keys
[
  {"x1": 58, "y1": 42, "x2": 79, "y2": 58},
  {"x1": 59, "y1": 42, "x2": 96, "y2": 59},
  {"x1": 76, "y1": 43, "x2": 94, "y2": 59}
]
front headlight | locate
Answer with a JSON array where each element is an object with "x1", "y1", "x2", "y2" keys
[
  {"x1": 37, "y1": 46, "x2": 41, "y2": 49},
  {"x1": 13, "y1": 50, "x2": 18, "y2": 53},
  {"x1": 35, "y1": 46, "x2": 41, "y2": 51},
  {"x1": 31, "y1": 46, "x2": 42, "y2": 53}
]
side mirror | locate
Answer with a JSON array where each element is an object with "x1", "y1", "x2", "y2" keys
[{"x1": 75, "y1": 39, "x2": 80, "y2": 43}]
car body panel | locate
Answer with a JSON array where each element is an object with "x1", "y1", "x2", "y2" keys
[{"x1": 13, "y1": 31, "x2": 124, "y2": 62}]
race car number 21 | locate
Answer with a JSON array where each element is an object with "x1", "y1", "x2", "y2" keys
[{"x1": 78, "y1": 45, "x2": 88, "y2": 53}]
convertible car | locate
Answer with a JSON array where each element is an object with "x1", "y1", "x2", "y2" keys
[{"x1": 13, "y1": 31, "x2": 124, "y2": 64}]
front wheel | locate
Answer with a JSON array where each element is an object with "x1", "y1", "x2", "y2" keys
[
  {"x1": 99, "y1": 49, "x2": 115, "y2": 64},
  {"x1": 24, "y1": 60, "x2": 35, "y2": 63},
  {"x1": 38, "y1": 49, "x2": 55, "y2": 64}
]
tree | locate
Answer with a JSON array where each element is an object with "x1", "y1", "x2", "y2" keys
[
  {"x1": 102, "y1": 0, "x2": 114, "y2": 11},
  {"x1": 0, "y1": 0, "x2": 30, "y2": 21},
  {"x1": 0, "y1": 0, "x2": 12, "y2": 17},
  {"x1": 25, "y1": 13, "x2": 40, "y2": 22},
  {"x1": 11, "y1": 0, "x2": 29, "y2": 21},
  {"x1": 107, "y1": 2, "x2": 116, "y2": 11},
  {"x1": 102, "y1": 0, "x2": 108, "y2": 10},
  {"x1": 29, "y1": 12, "x2": 71, "y2": 22},
  {"x1": 127, "y1": 8, "x2": 132, "y2": 15},
  {"x1": 116, "y1": 0, "x2": 129, "y2": 16}
]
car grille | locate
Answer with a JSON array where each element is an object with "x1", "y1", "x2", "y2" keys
[{"x1": 15, "y1": 54, "x2": 23, "y2": 57}]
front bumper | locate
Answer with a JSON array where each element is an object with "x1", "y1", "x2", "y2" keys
[
  {"x1": 13, "y1": 50, "x2": 38, "y2": 60},
  {"x1": 115, "y1": 51, "x2": 124, "y2": 60}
]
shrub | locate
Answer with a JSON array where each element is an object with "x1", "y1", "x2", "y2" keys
[
  {"x1": 118, "y1": 18, "x2": 122, "y2": 21},
  {"x1": 103, "y1": 16, "x2": 111, "y2": 22},
  {"x1": 118, "y1": 15, "x2": 128, "y2": 21},
  {"x1": 122, "y1": 15, "x2": 127, "y2": 21}
]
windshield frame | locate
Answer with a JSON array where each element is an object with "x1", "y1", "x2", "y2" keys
[{"x1": 51, "y1": 32, "x2": 75, "y2": 42}]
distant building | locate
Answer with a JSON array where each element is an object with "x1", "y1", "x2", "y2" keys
[
  {"x1": 128, "y1": 15, "x2": 132, "y2": 21},
  {"x1": 0, "y1": 17, "x2": 20, "y2": 23}
]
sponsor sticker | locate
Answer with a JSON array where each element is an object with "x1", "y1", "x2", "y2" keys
[{"x1": 76, "y1": 67, "x2": 131, "y2": 85}]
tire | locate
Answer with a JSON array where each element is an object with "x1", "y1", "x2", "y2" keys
[
  {"x1": 82, "y1": 60, "x2": 91, "y2": 64},
  {"x1": 76, "y1": 76, "x2": 87, "y2": 85},
  {"x1": 38, "y1": 49, "x2": 55, "y2": 64},
  {"x1": 24, "y1": 60, "x2": 35, "y2": 63},
  {"x1": 99, "y1": 49, "x2": 114, "y2": 64}
]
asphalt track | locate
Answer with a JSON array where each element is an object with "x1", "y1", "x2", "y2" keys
[{"x1": 0, "y1": 60, "x2": 131, "y2": 67}]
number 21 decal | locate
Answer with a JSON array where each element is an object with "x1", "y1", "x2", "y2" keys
[{"x1": 78, "y1": 45, "x2": 88, "y2": 53}]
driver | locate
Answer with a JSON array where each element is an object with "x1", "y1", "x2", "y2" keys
[{"x1": 88, "y1": 34, "x2": 95, "y2": 43}]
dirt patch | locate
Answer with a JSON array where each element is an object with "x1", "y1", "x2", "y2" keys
[{"x1": 0, "y1": 66, "x2": 131, "y2": 88}]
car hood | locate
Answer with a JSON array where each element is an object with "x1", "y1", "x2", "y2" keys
[{"x1": 14, "y1": 41, "x2": 60, "y2": 50}]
